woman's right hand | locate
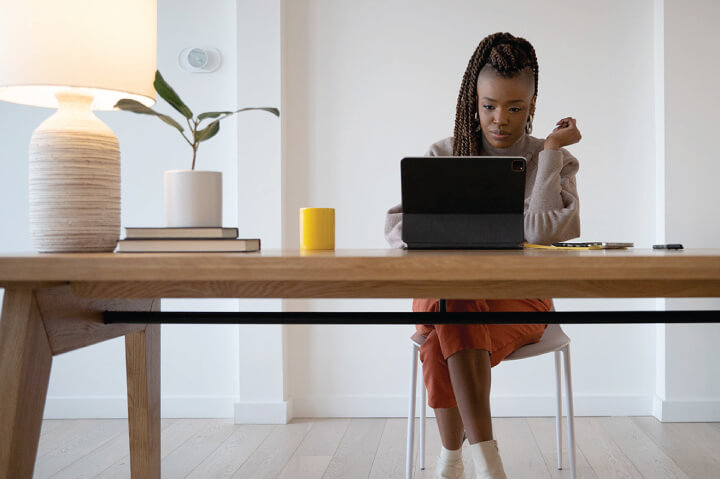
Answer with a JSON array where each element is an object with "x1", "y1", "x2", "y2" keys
[{"x1": 544, "y1": 117, "x2": 581, "y2": 150}]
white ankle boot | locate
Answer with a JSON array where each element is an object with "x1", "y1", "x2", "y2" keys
[
  {"x1": 469, "y1": 439, "x2": 507, "y2": 479},
  {"x1": 434, "y1": 444, "x2": 465, "y2": 479}
]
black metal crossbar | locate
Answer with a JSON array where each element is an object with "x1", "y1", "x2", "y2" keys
[{"x1": 103, "y1": 310, "x2": 720, "y2": 325}]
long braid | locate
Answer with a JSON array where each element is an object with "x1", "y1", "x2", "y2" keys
[{"x1": 452, "y1": 32, "x2": 539, "y2": 156}]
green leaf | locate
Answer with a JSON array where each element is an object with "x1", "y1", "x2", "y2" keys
[
  {"x1": 114, "y1": 98, "x2": 156, "y2": 113},
  {"x1": 197, "y1": 111, "x2": 233, "y2": 122},
  {"x1": 114, "y1": 99, "x2": 185, "y2": 134},
  {"x1": 197, "y1": 107, "x2": 279, "y2": 127},
  {"x1": 233, "y1": 107, "x2": 279, "y2": 117},
  {"x1": 153, "y1": 70, "x2": 193, "y2": 119},
  {"x1": 196, "y1": 120, "x2": 220, "y2": 143}
]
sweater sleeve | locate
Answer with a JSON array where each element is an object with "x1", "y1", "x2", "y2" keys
[
  {"x1": 524, "y1": 148, "x2": 580, "y2": 245},
  {"x1": 384, "y1": 202, "x2": 406, "y2": 248}
]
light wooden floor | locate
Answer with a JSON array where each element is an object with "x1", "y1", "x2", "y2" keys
[{"x1": 33, "y1": 417, "x2": 720, "y2": 478}]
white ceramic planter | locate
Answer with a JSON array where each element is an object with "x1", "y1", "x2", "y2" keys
[{"x1": 164, "y1": 170, "x2": 222, "y2": 227}]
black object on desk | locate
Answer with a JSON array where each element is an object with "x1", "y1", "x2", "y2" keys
[{"x1": 653, "y1": 244, "x2": 684, "y2": 250}]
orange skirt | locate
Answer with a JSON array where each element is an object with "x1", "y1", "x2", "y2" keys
[{"x1": 414, "y1": 298, "x2": 551, "y2": 409}]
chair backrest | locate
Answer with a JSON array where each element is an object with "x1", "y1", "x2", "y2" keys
[{"x1": 409, "y1": 331, "x2": 427, "y2": 348}]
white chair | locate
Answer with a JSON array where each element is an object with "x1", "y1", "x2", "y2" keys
[{"x1": 406, "y1": 323, "x2": 576, "y2": 479}]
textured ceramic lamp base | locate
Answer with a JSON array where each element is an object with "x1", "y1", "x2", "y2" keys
[{"x1": 29, "y1": 92, "x2": 121, "y2": 252}]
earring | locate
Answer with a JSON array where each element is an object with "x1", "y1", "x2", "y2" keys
[
  {"x1": 474, "y1": 111, "x2": 479, "y2": 122},
  {"x1": 525, "y1": 114, "x2": 534, "y2": 135}
]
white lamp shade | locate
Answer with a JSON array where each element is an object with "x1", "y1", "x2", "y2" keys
[{"x1": 0, "y1": 0, "x2": 156, "y2": 110}]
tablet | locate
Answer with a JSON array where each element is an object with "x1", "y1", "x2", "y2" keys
[{"x1": 401, "y1": 156, "x2": 526, "y2": 249}]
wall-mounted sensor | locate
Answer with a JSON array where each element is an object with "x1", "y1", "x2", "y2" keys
[{"x1": 179, "y1": 47, "x2": 221, "y2": 73}]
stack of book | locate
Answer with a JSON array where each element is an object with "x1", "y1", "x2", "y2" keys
[{"x1": 115, "y1": 227, "x2": 261, "y2": 253}]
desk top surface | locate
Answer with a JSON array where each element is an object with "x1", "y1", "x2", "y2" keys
[{"x1": 1, "y1": 248, "x2": 719, "y2": 283}]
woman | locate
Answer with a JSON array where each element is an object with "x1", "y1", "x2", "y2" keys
[{"x1": 384, "y1": 32, "x2": 581, "y2": 479}]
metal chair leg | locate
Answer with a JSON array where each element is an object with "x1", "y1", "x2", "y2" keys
[
  {"x1": 420, "y1": 360, "x2": 426, "y2": 470},
  {"x1": 407, "y1": 343, "x2": 419, "y2": 479},
  {"x1": 554, "y1": 350, "x2": 563, "y2": 470},
  {"x1": 563, "y1": 345, "x2": 577, "y2": 479}
]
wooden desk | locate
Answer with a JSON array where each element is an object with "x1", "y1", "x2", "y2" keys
[{"x1": 1, "y1": 248, "x2": 719, "y2": 478}]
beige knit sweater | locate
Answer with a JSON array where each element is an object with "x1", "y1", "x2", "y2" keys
[{"x1": 384, "y1": 133, "x2": 580, "y2": 247}]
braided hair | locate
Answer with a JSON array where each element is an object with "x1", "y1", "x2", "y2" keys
[{"x1": 452, "y1": 32, "x2": 539, "y2": 156}]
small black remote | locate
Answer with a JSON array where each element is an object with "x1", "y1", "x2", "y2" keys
[{"x1": 652, "y1": 244, "x2": 683, "y2": 250}]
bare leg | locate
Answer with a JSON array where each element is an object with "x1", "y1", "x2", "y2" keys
[
  {"x1": 447, "y1": 349, "x2": 493, "y2": 444},
  {"x1": 435, "y1": 406, "x2": 465, "y2": 450}
]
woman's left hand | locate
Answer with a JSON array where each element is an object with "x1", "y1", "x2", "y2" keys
[{"x1": 544, "y1": 117, "x2": 581, "y2": 150}]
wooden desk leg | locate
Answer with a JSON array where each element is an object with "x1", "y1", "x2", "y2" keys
[
  {"x1": 125, "y1": 323, "x2": 161, "y2": 479},
  {"x1": 0, "y1": 290, "x2": 52, "y2": 479}
]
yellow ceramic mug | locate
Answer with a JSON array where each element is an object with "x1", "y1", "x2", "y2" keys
[{"x1": 300, "y1": 208, "x2": 335, "y2": 250}]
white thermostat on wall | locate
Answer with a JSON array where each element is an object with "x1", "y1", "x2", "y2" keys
[{"x1": 179, "y1": 47, "x2": 221, "y2": 73}]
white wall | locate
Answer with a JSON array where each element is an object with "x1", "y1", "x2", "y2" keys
[
  {"x1": 655, "y1": 0, "x2": 720, "y2": 421},
  {"x1": 234, "y1": 0, "x2": 289, "y2": 424},
  {"x1": 282, "y1": 0, "x2": 661, "y2": 418}
]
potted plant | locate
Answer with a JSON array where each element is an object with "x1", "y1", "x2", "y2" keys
[{"x1": 115, "y1": 70, "x2": 279, "y2": 227}]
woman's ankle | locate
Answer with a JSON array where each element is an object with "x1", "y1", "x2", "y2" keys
[
  {"x1": 469, "y1": 439, "x2": 507, "y2": 479},
  {"x1": 439, "y1": 429, "x2": 467, "y2": 452},
  {"x1": 439, "y1": 444, "x2": 463, "y2": 462}
]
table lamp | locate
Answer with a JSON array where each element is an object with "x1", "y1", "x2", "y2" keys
[{"x1": 0, "y1": 0, "x2": 157, "y2": 252}]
